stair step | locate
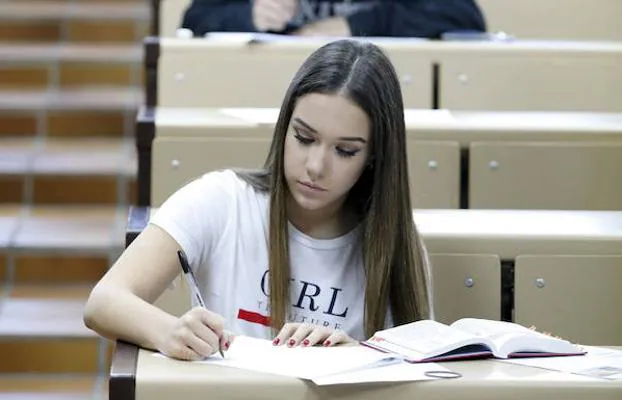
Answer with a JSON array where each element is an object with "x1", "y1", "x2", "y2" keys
[
  {"x1": 0, "y1": 87, "x2": 141, "y2": 111},
  {"x1": 0, "y1": 296, "x2": 94, "y2": 338},
  {"x1": 0, "y1": 87, "x2": 140, "y2": 139},
  {"x1": 0, "y1": 205, "x2": 126, "y2": 282},
  {"x1": 0, "y1": 373, "x2": 105, "y2": 400},
  {"x1": 0, "y1": 1, "x2": 149, "y2": 43},
  {"x1": 11, "y1": 205, "x2": 126, "y2": 255},
  {"x1": 0, "y1": 1, "x2": 149, "y2": 20},
  {"x1": 0, "y1": 283, "x2": 103, "y2": 373},
  {"x1": 0, "y1": 137, "x2": 136, "y2": 204},
  {"x1": 0, "y1": 43, "x2": 142, "y2": 88}
]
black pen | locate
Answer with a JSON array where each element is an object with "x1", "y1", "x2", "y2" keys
[{"x1": 177, "y1": 250, "x2": 225, "y2": 358}]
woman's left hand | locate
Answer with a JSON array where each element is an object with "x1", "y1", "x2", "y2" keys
[{"x1": 272, "y1": 323, "x2": 358, "y2": 347}]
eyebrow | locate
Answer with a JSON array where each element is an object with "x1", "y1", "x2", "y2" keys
[{"x1": 292, "y1": 117, "x2": 368, "y2": 144}]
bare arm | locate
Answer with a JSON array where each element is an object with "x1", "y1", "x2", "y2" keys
[{"x1": 83, "y1": 224, "x2": 185, "y2": 351}]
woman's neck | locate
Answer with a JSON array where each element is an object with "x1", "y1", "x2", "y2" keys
[{"x1": 286, "y1": 195, "x2": 357, "y2": 240}]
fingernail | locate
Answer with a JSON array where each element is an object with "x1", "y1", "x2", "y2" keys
[
  {"x1": 323, "y1": 340, "x2": 331, "y2": 347},
  {"x1": 302, "y1": 339, "x2": 310, "y2": 347},
  {"x1": 288, "y1": 339, "x2": 296, "y2": 347},
  {"x1": 272, "y1": 338, "x2": 280, "y2": 346},
  {"x1": 224, "y1": 342, "x2": 230, "y2": 349}
]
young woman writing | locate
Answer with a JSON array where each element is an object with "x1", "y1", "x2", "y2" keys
[{"x1": 83, "y1": 38, "x2": 434, "y2": 361}]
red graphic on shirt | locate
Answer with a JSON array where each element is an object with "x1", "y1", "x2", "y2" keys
[{"x1": 237, "y1": 309, "x2": 271, "y2": 327}]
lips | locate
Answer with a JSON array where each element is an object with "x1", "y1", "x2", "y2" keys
[{"x1": 298, "y1": 181, "x2": 327, "y2": 192}]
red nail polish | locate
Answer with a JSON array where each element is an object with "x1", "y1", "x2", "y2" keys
[
  {"x1": 272, "y1": 338, "x2": 280, "y2": 345},
  {"x1": 288, "y1": 339, "x2": 296, "y2": 347},
  {"x1": 302, "y1": 339, "x2": 310, "y2": 347},
  {"x1": 224, "y1": 342, "x2": 230, "y2": 349},
  {"x1": 324, "y1": 340, "x2": 331, "y2": 347}
]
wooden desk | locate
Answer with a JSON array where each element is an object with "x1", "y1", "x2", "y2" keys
[
  {"x1": 146, "y1": 36, "x2": 434, "y2": 109},
  {"x1": 110, "y1": 341, "x2": 622, "y2": 400},
  {"x1": 144, "y1": 37, "x2": 622, "y2": 112},
  {"x1": 136, "y1": 107, "x2": 622, "y2": 211},
  {"x1": 477, "y1": 0, "x2": 622, "y2": 42}
]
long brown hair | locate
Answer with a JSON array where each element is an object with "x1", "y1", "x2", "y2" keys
[{"x1": 236, "y1": 39, "x2": 431, "y2": 338}]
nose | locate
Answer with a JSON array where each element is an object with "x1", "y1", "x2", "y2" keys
[{"x1": 305, "y1": 145, "x2": 327, "y2": 180}]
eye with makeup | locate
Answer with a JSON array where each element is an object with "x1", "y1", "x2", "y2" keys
[
  {"x1": 293, "y1": 129, "x2": 361, "y2": 158},
  {"x1": 335, "y1": 146, "x2": 360, "y2": 158},
  {"x1": 293, "y1": 129, "x2": 314, "y2": 145}
]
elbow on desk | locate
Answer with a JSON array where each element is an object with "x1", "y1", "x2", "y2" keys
[{"x1": 82, "y1": 284, "x2": 117, "y2": 341}]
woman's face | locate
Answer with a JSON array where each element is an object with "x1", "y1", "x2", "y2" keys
[{"x1": 283, "y1": 92, "x2": 371, "y2": 214}]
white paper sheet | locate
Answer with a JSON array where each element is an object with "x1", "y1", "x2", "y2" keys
[
  {"x1": 500, "y1": 346, "x2": 622, "y2": 380},
  {"x1": 154, "y1": 335, "x2": 456, "y2": 385},
  {"x1": 204, "y1": 32, "x2": 428, "y2": 45},
  {"x1": 195, "y1": 336, "x2": 401, "y2": 379},
  {"x1": 403, "y1": 109, "x2": 455, "y2": 126},
  {"x1": 219, "y1": 108, "x2": 280, "y2": 125},
  {"x1": 311, "y1": 360, "x2": 454, "y2": 386}
]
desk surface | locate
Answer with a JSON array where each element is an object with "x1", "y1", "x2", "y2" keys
[
  {"x1": 151, "y1": 108, "x2": 622, "y2": 146},
  {"x1": 128, "y1": 207, "x2": 622, "y2": 259},
  {"x1": 161, "y1": 36, "x2": 622, "y2": 54},
  {"x1": 125, "y1": 346, "x2": 622, "y2": 400},
  {"x1": 154, "y1": 108, "x2": 622, "y2": 132},
  {"x1": 414, "y1": 209, "x2": 622, "y2": 258}
]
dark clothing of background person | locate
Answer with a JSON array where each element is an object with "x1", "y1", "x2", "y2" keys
[{"x1": 180, "y1": 0, "x2": 487, "y2": 39}]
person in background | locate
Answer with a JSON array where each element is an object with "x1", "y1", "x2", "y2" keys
[{"x1": 181, "y1": 0, "x2": 486, "y2": 39}]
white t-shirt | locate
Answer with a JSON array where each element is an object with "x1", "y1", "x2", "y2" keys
[{"x1": 150, "y1": 169, "x2": 431, "y2": 341}]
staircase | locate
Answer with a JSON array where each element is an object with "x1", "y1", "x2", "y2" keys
[{"x1": 0, "y1": 0, "x2": 148, "y2": 398}]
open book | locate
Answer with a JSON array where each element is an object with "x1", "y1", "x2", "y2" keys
[{"x1": 362, "y1": 318, "x2": 586, "y2": 363}]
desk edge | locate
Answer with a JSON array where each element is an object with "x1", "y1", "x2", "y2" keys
[
  {"x1": 110, "y1": 340, "x2": 139, "y2": 400},
  {"x1": 125, "y1": 206, "x2": 151, "y2": 247}
]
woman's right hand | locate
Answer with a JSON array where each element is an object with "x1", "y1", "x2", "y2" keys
[{"x1": 157, "y1": 306, "x2": 233, "y2": 361}]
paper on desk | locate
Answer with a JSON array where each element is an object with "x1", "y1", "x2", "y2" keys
[
  {"x1": 219, "y1": 108, "x2": 280, "y2": 125},
  {"x1": 500, "y1": 346, "x2": 622, "y2": 380},
  {"x1": 155, "y1": 335, "x2": 454, "y2": 385},
  {"x1": 219, "y1": 108, "x2": 456, "y2": 127},
  {"x1": 204, "y1": 32, "x2": 428, "y2": 45},
  {"x1": 199, "y1": 336, "x2": 402, "y2": 380},
  {"x1": 311, "y1": 360, "x2": 453, "y2": 386},
  {"x1": 403, "y1": 109, "x2": 455, "y2": 126}
]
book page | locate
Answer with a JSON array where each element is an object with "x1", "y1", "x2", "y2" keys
[
  {"x1": 173, "y1": 336, "x2": 401, "y2": 380},
  {"x1": 450, "y1": 319, "x2": 580, "y2": 357},
  {"x1": 373, "y1": 320, "x2": 490, "y2": 360}
]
